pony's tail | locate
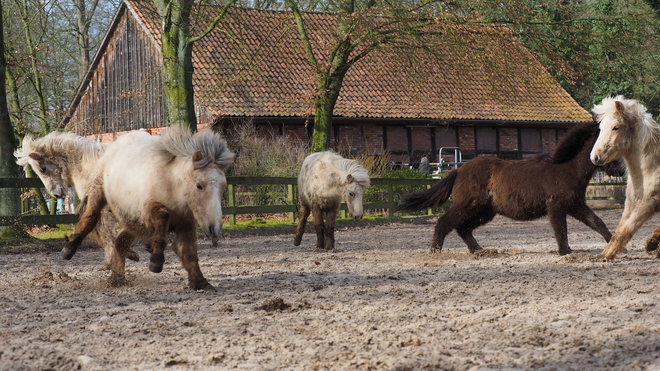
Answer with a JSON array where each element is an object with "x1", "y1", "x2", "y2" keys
[{"x1": 396, "y1": 170, "x2": 458, "y2": 211}]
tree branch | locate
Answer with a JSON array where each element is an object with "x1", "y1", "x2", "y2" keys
[{"x1": 189, "y1": 0, "x2": 239, "y2": 43}]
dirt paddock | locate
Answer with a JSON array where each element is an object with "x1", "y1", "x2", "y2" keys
[{"x1": 1, "y1": 208, "x2": 660, "y2": 371}]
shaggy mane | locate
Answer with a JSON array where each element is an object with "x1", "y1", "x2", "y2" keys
[
  {"x1": 158, "y1": 126, "x2": 234, "y2": 169},
  {"x1": 549, "y1": 123, "x2": 598, "y2": 164},
  {"x1": 338, "y1": 158, "x2": 371, "y2": 188},
  {"x1": 14, "y1": 131, "x2": 104, "y2": 166},
  {"x1": 592, "y1": 95, "x2": 660, "y2": 150}
]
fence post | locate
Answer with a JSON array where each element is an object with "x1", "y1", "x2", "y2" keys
[
  {"x1": 387, "y1": 183, "x2": 394, "y2": 218},
  {"x1": 287, "y1": 183, "x2": 295, "y2": 224},
  {"x1": 427, "y1": 183, "x2": 433, "y2": 215},
  {"x1": 227, "y1": 184, "x2": 236, "y2": 225}
]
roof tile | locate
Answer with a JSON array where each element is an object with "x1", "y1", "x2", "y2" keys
[{"x1": 126, "y1": 0, "x2": 591, "y2": 123}]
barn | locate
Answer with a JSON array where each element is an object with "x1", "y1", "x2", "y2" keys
[{"x1": 59, "y1": 0, "x2": 592, "y2": 167}]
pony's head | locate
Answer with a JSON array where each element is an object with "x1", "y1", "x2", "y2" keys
[
  {"x1": 590, "y1": 95, "x2": 658, "y2": 165},
  {"x1": 160, "y1": 127, "x2": 235, "y2": 239},
  {"x1": 14, "y1": 134, "x2": 67, "y2": 198},
  {"x1": 339, "y1": 159, "x2": 371, "y2": 220}
]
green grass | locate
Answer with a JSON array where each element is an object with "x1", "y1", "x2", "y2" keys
[{"x1": 28, "y1": 225, "x2": 74, "y2": 240}]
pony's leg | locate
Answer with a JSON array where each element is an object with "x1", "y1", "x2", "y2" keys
[
  {"x1": 294, "y1": 203, "x2": 311, "y2": 246},
  {"x1": 430, "y1": 202, "x2": 476, "y2": 252},
  {"x1": 568, "y1": 203, "x2": 612, "y2": 242},
  {"x1": 644, "y1": 226, "x2": 660, "y2": 254},
  {"x1": 323, "y1": 207, "x2": 338, "y2": 250},
  {"x1": 547, "y1": 208, "x2": 571, "y2": 255},
  {"x1": 108, "y1": 229, "x2": 135, "y2": 287},
  {"x1": 311, "y1": 206, "x2": 325, "y2": 250},
  {"x1": 145, "y1": 201, "x2": 170, "y2": 274},
  {"x1": 430, "y1": 209, "x2": 462, "y2": 252},
  {"x1": 61, "y1": 182, "x2": 107, "y2": 260},
  {"x1": 601, "y1": 200, "x2": 656, "y2": 260},
  {"x1": 456, "y1": 209, "x2": 495, "y2": 253},
  {"x1": 170, "y1": 227, "x2": 214, "y2": 291},
  {"x1": 95, "y1": 208, "x2": 140, "y2": 270}
]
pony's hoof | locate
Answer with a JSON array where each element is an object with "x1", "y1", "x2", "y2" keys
[
  {"x1": 191, "y1": 282, "x2": 216, "y2": 291},
  {"x1": 149, "y1": 261, "x2": 163, "y2": 273},
  {"x1": 558, "y1": 249, "x2": 572, "y2": 256},
  {"x1": 127, "y1": 249, "x2": 140, "y2": 262},
  {"x1": 293, "y1": 237, "x2": 302, "y2": 246},
  {"x1": 60, "y1": 246, "x2": 77, "y2": 260},
  {"x1": 149, "y1": 252, "x2": 164, "y2": 273},
  {"x1": 645, "y1": 237, "x2": 659, "y2": 253},
  {"x1": 108, "y1": 273, "x2": 129, "y2": 287}
]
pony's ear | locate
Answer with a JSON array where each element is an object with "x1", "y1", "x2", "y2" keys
[
  {"x1": 614, "y1": 101, "x2": 625, "y2": 116},
  {"x1": 28, "y1": 152, "x2": 44, "y2": 161},
  {"x1": 346, "y1": 174, "x2": 354, "y2": 183},
  {"x1": 192, "y1": 150, "x2": 210, "y2": 169}
]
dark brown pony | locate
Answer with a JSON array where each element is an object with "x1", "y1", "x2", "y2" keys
[{"x1": 397, "y1": 123, "x2": 625, "y2": 255}]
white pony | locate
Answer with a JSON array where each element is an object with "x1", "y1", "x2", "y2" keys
[
  {"x1": 61, "y1": 127, "x2": 234, "y2": 290},
  {"x1": 14, "y1": 132, "x2": 139, "y2": 267},
  {"x1": 590, "y1": 95, "x2": 660, "y2": 260},
  {"x1": 294, "y1": 151, "x2": 370, "y2": 250}
]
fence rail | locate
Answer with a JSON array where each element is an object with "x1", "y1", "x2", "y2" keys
[
  {"x1": 0, "y1": 177, "x2": 439, "y2": 226},
  {"x1": 0, "y1": 177, "x2": 627, "y2": 227}
]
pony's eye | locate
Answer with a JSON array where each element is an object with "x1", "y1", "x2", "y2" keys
[
  {"x1": 612, "y1": 126, "x2": 619, "y2": 131},
  {"x1": 196, "y1": 183, "x2": 203, "y2": 190},
  {"x1": 40, "y1": 167, "x2": 47, "y2": 173},
  {"x1": 349, "y1": 192, "x2": 355, "y2": 197}
]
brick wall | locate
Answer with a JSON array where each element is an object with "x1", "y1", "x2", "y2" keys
[
  {"x1": 283, "y1": 124, "x2": 308, "y2": 144},
  {"x1": 458, "y1": 127, "x2": 475, "y2": 150},
  {"x1": 541, "y1": 129, "x2": 557, "y2": 153},
  {"x1": 337, "y1": 125, "x2": 362, "y2": 152},
  {"x1": 386, "y1": 126, "x2": 407, "y2": 151},
  {"x1": 364, "y1": 125, "x2": 384, "y2": 153},
  {"x1": 499, "y1": 128, "x2": 518, "y2": 151}
]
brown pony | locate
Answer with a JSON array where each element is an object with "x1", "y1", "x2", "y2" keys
[{"x1": 397, "y1": 123, "x2": 625, "y2": 255}]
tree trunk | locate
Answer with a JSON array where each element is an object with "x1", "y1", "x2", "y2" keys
[
  {"x1": 310, "y1": 70, "x2": 346, "y2": 152},
  {"x1": 0, "y1": 2, "x2": 28, "y2": 238},
  {"x1": 17, "y1": 0, "x2": 50, "y2": 134},
  {"x1": 153, "y1": 0, "x2": 197, "y2": 132}
]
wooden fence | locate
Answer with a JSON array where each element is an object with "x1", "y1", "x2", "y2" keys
[
  {"x1": 0, "y1": 177, "x2": 627, "y2": 227},
  {"x1": 0, "y1": 177, "x2": 439, "y2": 227}
]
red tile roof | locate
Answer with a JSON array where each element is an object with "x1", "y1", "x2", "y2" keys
[{"x1": 126, "y1": 0, "x2": 591, "y2": 123}]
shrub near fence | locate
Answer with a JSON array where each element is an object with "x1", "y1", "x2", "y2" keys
[{"x1": 0, "y1": 175, "x2": 625, "y2": 227}]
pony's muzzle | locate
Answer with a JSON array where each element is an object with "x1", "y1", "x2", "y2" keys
[
  {"x1": 353, "y1": 214, "x2": 363, "y2": 221},
  {"x1": 206, "y1": 223, "x2": 222, "y2": 239},
  {"x1": 51, "y1": 186, "x2": 65, "y2": 199},
  {"x1": 591, "y1": 154, "x2": 605, "y2": 166}
]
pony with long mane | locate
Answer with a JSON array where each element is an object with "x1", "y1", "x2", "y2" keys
[
  {"x1": 398, "y1": 123, "x2": 625, "y2": 255},
  {"x1": 590, "y1": 96, "x2": 660, "y2": 260},
  {"x1": 14, "y1": 132, "x2": 139, "y2": 267},
  {"x1": 60, "y1": 127, "x2": 234, "y2": 290},
  {"x1": 294, "y1": 151, "x2": 370, "y2": 250}
]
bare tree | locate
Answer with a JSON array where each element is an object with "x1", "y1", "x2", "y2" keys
[
  {"x1": 151, "y1": 0, "x2": 237, "y2": 131},
  {"x1": 0, "y1": 1, "x2": 29, "y2": 238},
  {"x1": 284, "y1": 0, "x2": 443, "y2": 152}
]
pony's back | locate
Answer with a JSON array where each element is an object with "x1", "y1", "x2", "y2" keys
[{"x1": 298, "y1": 151, "x2": 369, "y2": 205}]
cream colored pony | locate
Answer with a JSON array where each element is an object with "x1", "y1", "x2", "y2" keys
[
  {"x1": 61, "y1": 127, "x2": 234, "y2": 290},
  {"x1": 14, "y1": 132, "x2": 139, "y2": 267},
  {"x1": 294, "y1": 151, "x2": 370, "y2": 250},
  {"x1": 590, "y1": 95, "x2": 660, "y2": 260}
]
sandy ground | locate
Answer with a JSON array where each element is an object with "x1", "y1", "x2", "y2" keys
[{"x1": 1, "y1": 207, "x2": 660, "y2": 371}]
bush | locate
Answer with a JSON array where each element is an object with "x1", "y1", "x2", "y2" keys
[{"x1": 223, "y1": 121, "x2": 308, "y2": 207}]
